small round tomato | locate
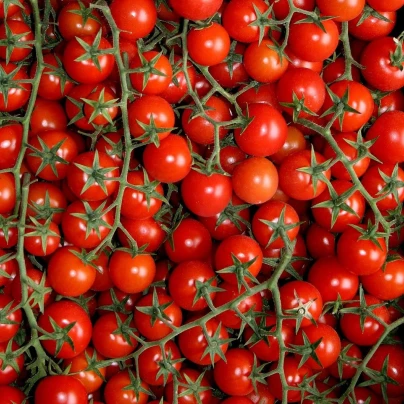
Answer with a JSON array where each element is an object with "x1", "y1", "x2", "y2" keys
[
  {"x1": 252, "y1": 200, "x2": 300, "y2": 249},
  {"x1": 24, "y1": 219, "x2": 60, "y2": 256},
  {"x1": 170, "y1": 0, "x2": 223, "y2": 20},
  {"x1": 0, "y1": 340, "x2": 24, "y2": 385},
  {"x1": 0, "y1": 20, "x2": 34, "y2": 62},
  {"x1": 243, "y1": 39, "x2": 289, "y2": 83},
  {"x1": 63, "y1": 35, "x2": 114, "y2": 84},
  {"x1": 182, "y1": 95, "x2": 232, "y2": 145},
  {"x1": 306, "y1": 223, "x2": 335, "y2": 259},
  {"x1": 232, "y1": 157, "x2": 278, "y2": 204},
  {"x1": 337, "y1": 224, "x2": 387, "y2": 276},
  {"x1": 130, "y1": 51, "x2": 172, "y2": 95},
  {"x1": 138, "y1": 341, "x2": 182, "y2": 386},
  {"x1": 29, "y1": 98, "x2": 68, "y2": 135},
  {"x1": 214, "y1": 349, "x2": 256, "y2": 396},
  {"x1": 47, "y1": 246, "x2": 96, "y2": 297},
  {"x1": 367, "y1": 0, "x2": 404, "y2": 11},
  {"x1": 328, "y1": 340, "x2": 363, "y2": 380},
  {"x1": 316, "y1": 0, "x2": 364, "y2": 21},
  {"x1": 322, "y1": 57, "x2": 362, "y2": 83},
  {"x1": 83, "y1": 87, "x2": 119, "y2": 126},
  {"x1": 0, "y1": 386, "x2": 26, "y2": 404},
  {"x1": 134, "y1": 292, "x2": 182, "y2": 340},
  {"x1": 307, "y1": 256, "x2": 359, "y2": 302},
  {"x1": 105, "y1": 370, "x2": 150, "y2": 404},
  {"x1": 168, "y1": 260, "x2": 217, "y2": 311},
  {"x1": 234, "y1": 103, "x2": 287, "y2": 157},
  {"x1": 0, "y1": 123, "x2": 22, "y2": 170},
  {"x1": 215, "y1": 234, "x2": 263, "y2": 285},
  {"x1": 279, "y1": 150, "x2": 331, "y2": 200},
  {"x1": 279, "y1": 280, "x2": 323, "y2": 328},
  {"x1": 236, "y1": 83, "x2": 280, "y2": 111},
  {"x1": 181, "y1": 170, "x2": 232, "y2": 217},
  {"x1": 0, "y1": 294, "x2": 21, "y2": 343},
  {"x1": 188, "y1": 23, "x2": 230, "y2": 66},
  {"x1": 143, "y1": 134, "x2": 192, "y2": 183},
  {"x1": 342, "y1": 387, "x2": 380, "y2": 404},
  {"x1": 349, "y1": 9, "x2": 396, "y2": 41},
  {"x1": 312, "y1": 180, "x2": 365, "y2": 232},
  {"x1": 67, "y1": 151, "x2": 119, "y2": 201},
  {"x1": 0, "y1": 172, "x2": 16, "y2": 214},
  {"x1": 322, "y1": 80, "x2": 374, "y2": 132},
  {"x1": 288, "y1": 16, "x2": 339, "y2": 62},
  {"x1": 340, "y1": 294, "x2": 390, "y2": 346},
  {"x1": 92, "y1": 312, "x2": 138, "y2": 358},
  {"x1": 34, "y1": 375, "x2": 88, "y2": 404},
  {"x1": 64, "y1": 347, "x2": 106, "y2": 393},
  {"x1": 128, "y1": 95, "x2": 175, "y2": 143},
  {"x1": 38, "y1": 300, "x2": 92, "y2": 359},
  {"x1": 271, "y1": 126, "x2": 307, "y2": 165}
]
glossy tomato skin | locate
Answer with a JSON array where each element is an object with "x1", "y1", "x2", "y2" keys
[
  {"x1": 349, "y1": 9, "x2": 396, "y2": 40},
  {"x1": 322, "y1": 80, "x2": 374, "y2": 132},
  {"x1": 328, "y1": 340, "x2": 363, "y2": 380},
  {"x1": 252, "y1": 200, "x2": 300, "y2": 249},
  {"x1": 312, "y1": 180, "x2": 365, "y2": 232},
  {"x1": 63, "y1": 35, "x2": 114, "y2": 84},
  {"x1": 367, "y1": 111, "x2": 404, "y2": 164},
  {"x1": 38, "y1": 300, "x2": 92, "y2": 359},
  {"x1": 361, "y1": 256, "x2": 404, "y2": 300},
  {"x1": 307, "y1": 256, "x2": 359, "y2": 302},
  {"x1": 367, "y1": 0, "x2": 404, "y2": 11},
  {"x1": 0, "y1": 386, "x2": 26, "y2": 404},
  {"x1": 0, "y1": 20, "x2": 33, "y2": 62},
  {"x1": 305, "y1": 223, "x2": 335, "y2": 259},
  {"x1": 322, "y1": 57, "x2": 362, "y2": 83},
  {"x1": 337, "y1": 225, "x2": 387, "y2": 276},
  {"x1": 0, "y1": 294, "x2": 22, "y2": 343},
  {"x1": 316, "y1": 0, "x2": 365, "y2": 21},
  {"x1": 288, "y1": 16, "x2": 339, "y2": 62},
  {"x1": 279, "y1": 150, "x2": 331, "y2": 200},
  {"x1": 164, "y1": 218, "x2": 212, "y2": 263},
  {"x1": 244, "y1": 39, "x2": 289, "y2": 83},
  {"x1": 24, "y1": 219, "x2": 60, "y2": 256},
  {"x1": 0, "y1": 124, "x2": 22, "y2": 170},
  {"x1": 279, "y1": 281, "x2": 323, "y2": 328},
  {"x1": 34, "y1": 375, "x2": 88, "y2": 404},
  {"x1": 188, "y1": 23, "x2": 230, "y2": 66},
  {"x1": 105, "y1": 369, "x2": 149, "y2": 404},
  {"x1": 168, "y1": 260, "x2": 217, "y2": 311},
  {"x1": 361, "y1": 36, "x2": 404, "y2": 91},
  {"x1": 340, "y1": 294, "x2": 390, "y2": 346},
  {"x1": 170, "y1": 0, "x2": 223, "y2": 21},
  {"x1": 0, "y1": 172, "x2": 16, "y2": 214},
  {"x1": 235, "y1": 103, "x2": 287, "y2": 157},
  {"x1": 222, "y1": 0, "x2": 269, "y2": 43},
  {"x1": 178, "y1": 317, "x2": 229, "y2": 366},
  {"x1": 143, "y1": 134, "x2": 192, "y2": 183},
  {"x1": 269, "y1": 0, "x2": 315, "y2": 20},
  {"x1": 215, "y1": 235, "x2": 263, "y2": 285},
  {"x1": 0, "y1": 249, "x2": 18, "y2": 287},
  {"x1": 110, "y1": 0, "x2": 156, "y2": 40},
  {"x1": 214, "y1": 349, "x2": 256, "y2": 396},
  {"x1": 237, "y1": 83, "x2": 280, "y2": 111},
  {"x1": 232, "y1": 157, "x2": 278, "y2": 204}
]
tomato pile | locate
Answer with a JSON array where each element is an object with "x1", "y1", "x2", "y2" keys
[{"x1": 0, "y1": 0, "x2": 404, "y2": 402}]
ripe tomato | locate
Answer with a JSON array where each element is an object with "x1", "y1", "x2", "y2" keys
[
  {"x1": 349, "y1": 9, "x2": 396, "y2": 41},
  {"x1": 34, "y1": 375, "x2": 88, "y2": 404},
  {"x1": 24, "y1": 218, "x2": 60, "y2": 256},
  {"x1": 47, "y1": 246, "x2": 96, "y2": 297},
  {"x1": 0, "y1": 294, "x2": 21, "y2": 343},
  {"x1": 168, "y1": 260, "x2": 217, "y2": 311},
  {"x1": 288, "y1": 16, "x2": 339, "y2": 62},
  {"x1": 252, "y1": 200, "x2": 300, "y2": 249},
  {"x1": 269, "y1": 0, "x2": 315, "y2": 20},
  {"x1": 279, "y1": 150, "x2": 331, "y2": 200},
  {"x1": 92, "y1": 312, "x2": 138, "y2": 358},
  {"x1": 138, "y1": 341, "x2": 182, "y2": 386},
  {"x1": 305, "y1": 223, "x2": 335, "y2": 259},
  {"x1": 214, "y1": 349, "x2": 256, "y2": 396},
  {"x1": 0, "y1": 123, "x2": 22, "y2": 170},
  {"x1": 271, "y1": 126, "x2": 307, "y2": 165},
  {"x1": 337, "y1": 224, "x2": 387, "y2": 276},
  {"x1": 329, "y1": 340, "x2": 363, "y2": 380},
  {"x1": 30, "y1": 98, "x2": 68, "y2": 135},
  {"x1": 322, "y1": 80, "x2": 374, "y2": 132},
  {"x1": 0, "y1": 386, "x2": 26, "y2": 404},
  {"x1": 170, "y1": 0, "x2": 223, "y2": 20},
  {"x1": 236, "y1": 83, "x2": 280, "y2": 111},
  {"x1": 342, "y1": 387, "x2": 380, "y2": 404},
  {"x1": 0, "y1": 173, "x2": 16, "y2": 215},
  {"x1": 340, "y1": 294, "x2": 390, "y2": 346},
  {"x1": 232, "y1": 157, "x2": 278, "y2": 204},
  {"x1": 63, "y1": 35, "x2": 114, "y2": 84},
  {"x1": 294, "y1": 324, "x2": 341, "y2": 370},
  {"x1": 234, "y1": 103, "x2": 287, "y2": 157},
  {"x1": 182, "y1": 95, "x2": 232, "y2": 145},
  {"x1": 215, "y1": 234, "x2": 263, "y2": 285},
  {"x1": 0, "y1": 20, "x2": 33, "y2": 62},
  {"x1": 243, "y1": 39, "x2": 289, "y2": 83},
  {"x1": 367, "y1": 0, "x2": 404, "y2": 11},
  {"x1": 134, "y1": 291, "x2": 183, "y2": 340},
  {"x1": 366, "y1": 111, "x2": 404, "y2": 164},
  {"x1": 279, "y1": 280, "x2": 323, "y2": 329},
  {"x1": 83, "y1": 87, "x2": 119, "y2": 126},
  {"x1": 361, "y1": 36, "x2": 404, "y2": 91},
  {"x1": 316, "y1": 0, "x2": 365, "y2": 22},
  {"x1": 143, "y1": 134, "x2": 192, "y2": 183},
  {"x1": 109, "y1": 250, "x2": 156, "y2": 294},
  {"x1": 38, "y1": 300, "x2": 92, "y2": 359},
  {"x1": 307, "y1": 256, "x2": 359, "y2": 302}
]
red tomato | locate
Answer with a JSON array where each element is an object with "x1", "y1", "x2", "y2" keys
[
  {"x1": 306, "y1": 223, "x2": 335, "y2": 259},
  {"x1": 38, "y1": 300, "x2": 92, "y2": 359},
  {"x1": 328, "y1": 340, "x2": 363, "y2": 380},
  {"x1": 0, "y1": 386, "x2": 26, "y2": 404},
  {"x1": 236, "y1": 83, "x2": 280, "y2": 111},
  {"x1": 367, "y1": 0, "x2": 404, "y2": 11},
  {"x1": 285, "y1": 48, "x2": 323, "y2": 73},
  {"x1": 0, "y1": 20, "x2": 33, "y2": 62},
  {"x1": 316, "y1": 0, "x2": 365, "y2": 21},
  {"x1": 24, "y1": 218, "x2": 60, "y2": 256},
  {"x1": 170, "y1": 0, "x2": 223, "y2": 20},
  {"x1": 342, "y1": 387, "x2": 380, "y2": 404},
  {"x1": 232, "y1": 157, "x2": 278, "y2": 204},
  {"x1": 234, "y1": 103, "x2": 287, "y2": 156},
  {"x1": 0, "y1": 172, "x2": 16, "y2": 214},
  {"x1": 34, "y1": 375, "x2": 88, "y2": 404},
  {"x1": 0, "y1": 294, "x2": 21, "y2": 343},
  {"x1": 307, "y1": 256, "x2": 359, "y2": 302},
  {"x1": 340, "y1": 294, "x2": 390, "y2": 346},
  {"x1": 271, "y1": 126, "x2": 307, "y2": 165},
  {"x1": 269, "y1": 0, "x2": 315, "y2": 20},
  {"x1": 349, "y1": 9, "x2": 396, "y2": 40},
  {"x1": 337, "y1": 224, "x2": 387, "y2": 276},
  {"x1": 0, "y1": 123, "x2": 22, "y2": 170},
  {"x1": 243, "y1": 39, "x2": 289, "y2": 83},
  {"x1": 279, "y1": 280, "x2": 323, "y2": 329}
]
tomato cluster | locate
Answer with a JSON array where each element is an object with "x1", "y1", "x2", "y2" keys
[{"x1": 1, "y1": 0, "x2": 404, "y2": 403}]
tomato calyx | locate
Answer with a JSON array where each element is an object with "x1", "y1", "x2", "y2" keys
[
  {"x1": 263, "y1": 254, "x2": 306, "y2": 280},
  {"x1": 280, "y1": 91, "x2": 318, "y2": 122},
  {"x1": 24, "y1": 217, "x2": 59, "y2": 255},
  {"x1": 28, "y1": 191, "x2": 64, "y2": 223},
  {"x1": 215, "y1": 199, "x2": 251, "y2": 231},
  {"x1": 155, "y1": 350, "x2": 184, "y2": 384},
  {"x1": 0, "y1": 339, "x2": 22, "y2": 371},
  {"x1": 390, "y1": 37, "x2": 404, "y2": 71},
  {"x1": 193, "y1": 277, "x2": 222, "y2": 310},
  {"x1": 294, "y1": 10, "x2": 334, "y2": 33},
  {"x1": 68, "y1": 0, "x2": 102, "y2": 26},
  {"x1": 345, "y1": 129, "x2": 380, "y2": 163},
  {"x1": 136, "y1": 288, "x2": 173, "y2": 327},
  {"x1": 40, "y1": 317, "x2": 76, "y2": 356},
  {"x1": 289, "y1": 331, "x2": 323, "y2": 368},
  {"x1": 283, "y1": 295, "x2": 318, "y2": 333},
  {"x1": 248, "y1": 3, "x2": 276, "y2": 45},
  {"x1": 134, "y1": 115, "x2": 176, "y2": 146},
  {"x1": 0, "y1": 20, "x2": 33, "y2": 65},
  {"x1": 355, "y1": 5, "x2": 392, "y2": 26},
  {"x1": 112, "y1": 313, "x2": 139, "y2": 345},
  {"x1": 122, "y1": 369, "x2": 154, "y2": 401},
  {"x1": 82, "y1": 87, "x2": 120, "y2": 125},
  {"x1": 248, "y1": 355, "x2": 268, "y2": 392},
  {"x1": 376, "y1": 164, "x2": 404, "y2": 202},
  {"x1": 350, "y1": 220, "x2": 388, "y2": 250},
  {"x1": 0, "y1": 214, "x2": 18, "y2": 245}
]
